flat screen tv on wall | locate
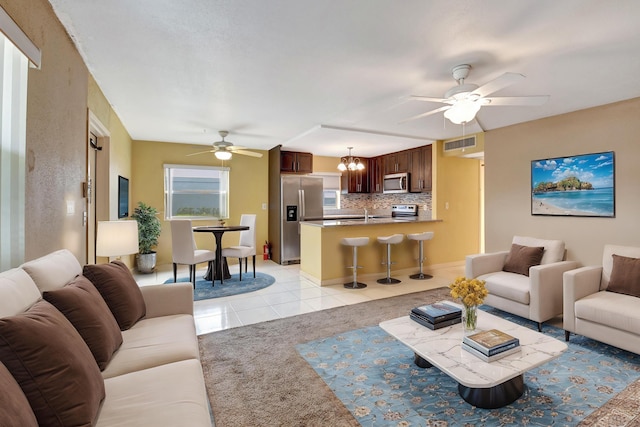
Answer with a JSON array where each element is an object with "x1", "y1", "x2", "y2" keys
[{"x1": 118, "y1": 175, "x2": 129, "y2": 218}]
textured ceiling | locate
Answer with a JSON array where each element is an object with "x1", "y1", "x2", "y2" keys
[{"x1": 48, "y1": 0, "x2": 640, "y2": 158}]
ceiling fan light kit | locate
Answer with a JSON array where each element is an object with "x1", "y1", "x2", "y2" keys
[
  {"x1": 214, "y1": 149, "x2": 232, "y2": 160},
  {"x1": 337, "y1": 147, "x2": 365, "y2": 171},
  {"x1": 403, "y1": 64, "x2": 549, "y2": 126},
  {"x1": 187, "y1": 130, "x2": 263, "y2": 160},
  {"x1": 443, "y1": 98, "x2": 483, "y2": 124}
]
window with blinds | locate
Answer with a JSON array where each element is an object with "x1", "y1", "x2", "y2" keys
[{"x1": 163, "y1": 164, "x2": 230, "y2": 220}]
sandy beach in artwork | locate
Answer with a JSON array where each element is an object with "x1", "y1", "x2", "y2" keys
[{"x1": 531, "y1": 199, "x2": 595, "y2": 216}]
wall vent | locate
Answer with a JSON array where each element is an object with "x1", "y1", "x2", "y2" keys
[{"x1": 444, "y1": 135, "x2": 476, "y2": 152}]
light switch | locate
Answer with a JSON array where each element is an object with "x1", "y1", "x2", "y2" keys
[
  {"x1": 66, "y1": 200, "x2": 75, "y2": 215},
  {"x1": 262, "y1": 203, "x2": 267, "y2": 210}
]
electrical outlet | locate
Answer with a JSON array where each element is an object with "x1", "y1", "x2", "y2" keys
[{"x1": 445, "y1": 202, "x2": 449, "y2": 210}]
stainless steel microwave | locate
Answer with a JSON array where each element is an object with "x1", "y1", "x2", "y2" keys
[{"x1": 383, "y1": 173, "x2": 409, "y2": 193}]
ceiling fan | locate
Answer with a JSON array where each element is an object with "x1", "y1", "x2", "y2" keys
[
  {"x1": 401, "y1": 64, "x2": 549, "y2": 125},
  {"x1": 187, "y1": 130, "x2": 263, "y2": 160}
]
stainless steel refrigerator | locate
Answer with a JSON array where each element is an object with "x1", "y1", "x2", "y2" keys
[{"x1": 280, "y1": 175, "x2": 324, "y2": 264}]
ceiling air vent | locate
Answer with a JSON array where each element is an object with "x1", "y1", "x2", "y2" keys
[{"x1": 444, "y1": 135, "x2": 476, "y2": 152}]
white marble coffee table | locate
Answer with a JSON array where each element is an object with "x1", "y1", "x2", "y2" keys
[{"x1": 379, "y1": 302, "x2": 567, "y2": 409}]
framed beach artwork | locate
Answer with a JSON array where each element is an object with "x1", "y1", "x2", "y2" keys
[{"x1": 531, "y1": 151, "x2": 615, "y2": 217}]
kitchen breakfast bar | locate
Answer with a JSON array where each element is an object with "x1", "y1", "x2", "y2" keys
[{"x1": 300, "y1": 217, "x2": 445, "y2": 286}]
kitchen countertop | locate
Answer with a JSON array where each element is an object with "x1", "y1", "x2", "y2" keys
[
  {"x1": 303, "y1": 216, "x2": 441, "y2": 227},
  {"x1": 321, "y1": 214, "x2": 390, "y2": 219}
]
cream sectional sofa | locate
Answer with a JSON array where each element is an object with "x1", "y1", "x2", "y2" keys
[
  {"x1": 0, "y1": 249, "x2": 212, "y2": 426},
  {"x1": 563, "y1": 244, "x2": 640, "y2": 354}
]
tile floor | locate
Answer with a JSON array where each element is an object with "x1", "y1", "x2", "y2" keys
[{"x1": 134, "y1": 260, "x2": 464, "y2": 336}]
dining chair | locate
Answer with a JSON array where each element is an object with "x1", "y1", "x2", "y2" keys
[
  {"x1": 170, "y1": 220, "x2": 216, "y2": 287},
  {"x1": 221, "y1": 214, "x2": 257, "y2": 280}
]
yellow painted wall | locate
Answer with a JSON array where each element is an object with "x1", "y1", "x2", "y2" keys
[
  {"x1": 312, "y1": 155, "x2": 342, "y2": 173},
  {"x1": 433, "y1": 141, "x2": 483, "y2": 259},
  {"x1": 131, "y1": 140, "x2": 269, "y2": 266}
]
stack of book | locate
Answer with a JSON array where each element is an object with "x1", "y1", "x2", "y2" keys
[
  {"x1": 410, "y1": 302, "x2": 462, "y2": 330},
  {"x1": 462, "y1": 329, "x2": 521, "y2": 362}
]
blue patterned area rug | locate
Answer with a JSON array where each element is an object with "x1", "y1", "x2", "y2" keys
[
  {"x1": 297, "y1": 307, "x2": 640, "y2": 426},
  {"x1": 165, "y1": 272, "x2": 276, "y2": 301}
]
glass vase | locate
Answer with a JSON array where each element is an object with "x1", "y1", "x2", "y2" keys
[{"x1": 462, "y1": 304, "x2": 478, "y2": 334}]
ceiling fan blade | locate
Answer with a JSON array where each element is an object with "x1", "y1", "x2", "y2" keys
[
  {"x1": 483, "y1": 95, "x2": 550, "y2": 106},
  {"x1": 232, "y1": 149, "x2": 263, "y2": 158},
  {"x1": 398, "y1": 105, "x2": 451, "y2": 124},
  {"x1": 471, "y1": 72, "x2": 525, "y2": 98},
  {"x1": 186, "y1": 149, "x2": 215, "y2": 156},
  {"x1": 410, "y1": 95, "x2": 451, "y2": 103}
]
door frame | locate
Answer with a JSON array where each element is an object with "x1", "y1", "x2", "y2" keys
[{"x1": 87, "y1": 110, "x2": 110, "y2": 264}]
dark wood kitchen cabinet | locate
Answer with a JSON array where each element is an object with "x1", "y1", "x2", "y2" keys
[
  {"x1": 369, "y1": 156, "x2": 384, "y2": 193},
  {"x1": 341, "y1": 158, "x2": 369, "y2": 193},
  {"x1": 409, "y1": 145, "x2": 432, "y2": 192},
  {"x1": 383, "y1": 150, "x2": 410, "y2": 175},
  {"x1": 280, "y1": 151, "x2": 313, "y2": 173}
]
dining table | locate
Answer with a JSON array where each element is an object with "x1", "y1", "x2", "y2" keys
[{"x1": 193, "y1": 225, "x2": 250, "y2": 283}]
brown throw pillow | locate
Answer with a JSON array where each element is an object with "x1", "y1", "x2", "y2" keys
[
  {"x1": 607, "y1": 254, "x2": 640, "y2": 297},
  {"x1": 0, "y1": 362, "x2": 38, "y2": 427},
  {"x1": 83, "y1": 260, "x2": 146, "y2": 330},
  {"x1": 503, "y1": 243, "x2": 545, "y2": 276},
  {"x1": 43, "y1": 275, "x2": 123, "y2": 370},
  {"x1": 0, "y1": 300, "x2": 105, "y2": 427}
]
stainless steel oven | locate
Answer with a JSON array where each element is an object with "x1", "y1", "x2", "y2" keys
[{"x1": 383, "y1": 173, "x2": 409, "y2": 193}]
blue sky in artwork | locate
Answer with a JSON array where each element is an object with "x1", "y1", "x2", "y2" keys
[{"x1": 531, "y1": 152, "x2": 614, "y2": 189}]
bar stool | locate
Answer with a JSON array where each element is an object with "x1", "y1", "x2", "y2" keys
[
  {"x1": 407, "y1": 231, "x2": 434, "y2": 280},
  {"x1": 341, "y1": 237, "x2": 369, "y2": 289},
  {"x1": 376, "y1": 234, "x2": 404, "y2": 284}
]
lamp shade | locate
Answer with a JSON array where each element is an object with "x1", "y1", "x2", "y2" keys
[{"x1": 96, "y1": 220, "x2": 139, "y2": 257}]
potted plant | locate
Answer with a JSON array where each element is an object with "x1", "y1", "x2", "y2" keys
[{"x1": 131, "y1": 201, "x2": 161, "y2": 273}]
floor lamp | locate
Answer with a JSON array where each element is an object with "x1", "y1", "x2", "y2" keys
[{"x1": 96, "y1": 220, "x2": 139, "y2": 261}]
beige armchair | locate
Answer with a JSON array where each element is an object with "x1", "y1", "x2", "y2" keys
[
  {"x1": 563, "y1": 245, "x2": 640, "y2": 354},
  {"x1": 466, "y1": 236, "x2": 578, "y2": 331}
]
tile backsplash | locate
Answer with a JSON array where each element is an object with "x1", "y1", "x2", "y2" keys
[{"x1": 340, "y1": 192, "x2": 432, "y2": 214}]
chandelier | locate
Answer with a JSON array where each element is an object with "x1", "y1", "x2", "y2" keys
[{"x1": 337, "y1": 147, "x2": 365, "y2": 171}]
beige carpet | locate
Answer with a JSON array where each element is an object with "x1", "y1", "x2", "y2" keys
[
  {"x1": 198, "y1": 287, "x2": 451, "y2": 426},
  {"x1": 198, "y1": 287, "x2": 638, "y2": 426}
]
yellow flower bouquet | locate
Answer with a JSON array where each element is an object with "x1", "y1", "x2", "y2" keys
[{"x1": 449, "y1": 277, "x2": 488, "y2": 332}]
